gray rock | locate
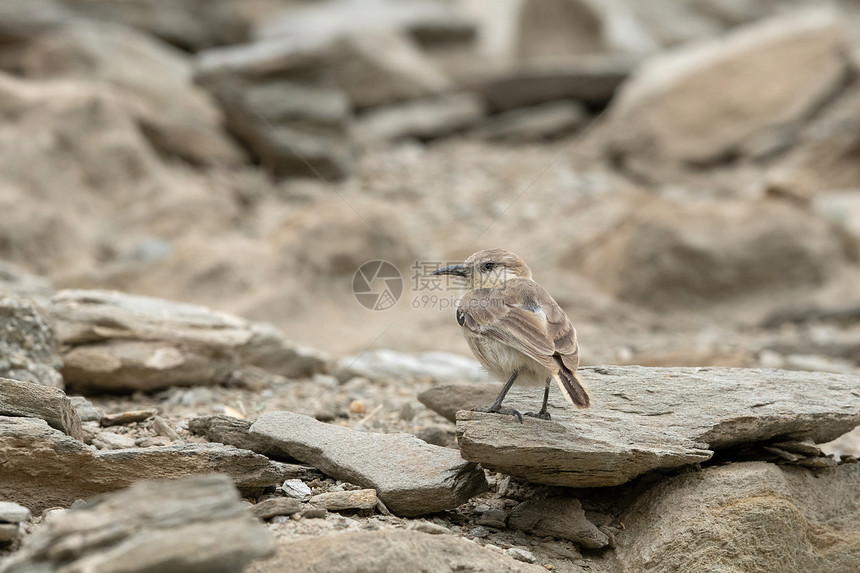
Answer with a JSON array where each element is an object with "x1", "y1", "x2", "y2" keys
[
  {"x1": 68, "y1": 396, "x2": 103, "y2": 423},
  {"x1": 509, "y1": 498, "x2": 609, "y2": 549},
  {"x1": 246, "y1": 529, "x2": 545, "y2": 573},
  {"x1": 100, "y1": 408, "x2": 157, "y2": 427},
  {"x1": 60, "y1": 0, "x2": 249, "y2": 52},
  {"x1": 310, "y1": 489, "x2": 378, "y2": 511},
  {"x1": 50, "y1": 289, "x2": 323, "y2": 392},
  {"x1": 0, "y1": 377, "x2": 82, "y2": 440},
  {"x1": 195, "y1": 30, "x2": 449, "y2": 111},
  {"x1": 0, "y1": 474, "x2": 274, "y2": 573},
  {"x1": 455, "y1": 366, "x2": 860, "y2": 488},
  {"x1": 210, "y1": 80, "x2": 351, "y2": 181},
  {"x1": 507, "y1": 548, "x2": 537, "y2": 564},
  {"x1": 336, "y1": 349, "x2": 490, "y2": 384},
  {"x1": 475, "y1": 100, "x2": 586, "y2": 142},
  {"x1": 353, "y1": 93, "x2": 485, "y2": 144},
  {"x1": 419, "y1": 383, "x2": 508, "y2": 423},
  {"x1": 250, "y1": 411, "x2": 488, "y2": 516},
  {"x1": 0, "y1": 295, "x2": 63, "y2": 388},
  {"x1": 472, "y1": 56, "x2": 635, "y2": 111},
  {"x1": 0, "y1": 502, "x2": 30, "y2": 524},
  {"x1": 188, "y1": 415, "x2": 296, "y2": 462},
  {"x1": 281, "y1": 478, "x2": 313, "y2": 500},
  {"x1": 92, "y1": 430, "x2": 137, "y2": 450},
  {"x1": 250, "y1": 497, "x2": 303, "y2": 520},
  {"x1": 612, "y1": 462, "x2": 860, "y2": 573},
  {"x1": 0, "y1": 416, "x2": 281, "y2": 513},
  {"x1": 255, "y1": 0, "x2": 476, "y2": 49},
  {"x1": 150, "y1": 415, "x2": 180, "y2": 441},
  {"x1": 478, "y1": 508, "x2": 508, "y2": 529},
  {"x1": 765, "y1": 83, "x2": 860, "y2": 202},
  {"x1": 602, "y1": 7, "x2": 852, "y2": 168}
]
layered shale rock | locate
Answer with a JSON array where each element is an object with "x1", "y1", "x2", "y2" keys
[{"x1": 451, "y1": 366, "x2": 860, "y2": 487}]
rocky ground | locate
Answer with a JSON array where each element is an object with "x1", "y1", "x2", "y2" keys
[{"x1": 2, "y1": 0, "x2": 860, "y2": 571}]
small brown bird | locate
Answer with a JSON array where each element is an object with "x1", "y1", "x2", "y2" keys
[{"x1": 433, "y1": 248, "x2": 589, "y2": 421}]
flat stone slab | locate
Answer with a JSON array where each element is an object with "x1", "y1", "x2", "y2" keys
[
  {"x1": 0, "y1": 416, "x2": 281, "y2": 512},
  {"x1": 250, "y1": 411, "x2": 488, "y2": 516},
  {"x1": 0, "y1": 474, "x2": 274, "y2": 573},
  {"x1": 454, "y1": 366, "x2": 860, "y2": 488}
]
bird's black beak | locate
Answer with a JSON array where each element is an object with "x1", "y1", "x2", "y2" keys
[{"x1": 432, "y1": 264, "x2": 467, "y2": 277}]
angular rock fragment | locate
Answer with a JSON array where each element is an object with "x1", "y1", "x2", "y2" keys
[
  {"x1": 189, "y1": 415, "x2": 296, "y2": 461},
  {"x1": 602, "y1": 7, "x2": 852, "y2": 167},
  {"x1": 310, "y1": 489, "x2": 378, "y2": 511},
  {"x1": 455, "y1": 366, "x2": 860, "y2": 488},
  {"x1": 250, "y1": 411, "x2": 488, "y2": 516},
  {"x1": 509, "y1": 498, "x2": 609, "y2": 549},
  {"x1": 472, "y1": 57, "x2": 634, "y2": 111},
  {"x1": 100, "y1": 408, "x2": 157, "y2": 427},
  {"x1": 0, "y1": 377, "x2": 82, "y2": 440},
  {"x1": 0, "y1": 474, "x2": 274, "y2": 573},
  {"x1": 247, "y1": 529, "x2": 544, "y2": 573},
  {"x1": 418, "y1": 383, "x2": 501, "y2": 422},
  {"x1": 0, "y1": 416, "x2": 280, "y2": 512},
  {"x1": 0, "y1": 295, "x2": 63, "y2": 388},
  {"x1": 250, "y1": 497, "x2": 303, "y2": 520}
]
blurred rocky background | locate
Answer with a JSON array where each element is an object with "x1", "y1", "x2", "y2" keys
[{"x1": 2, "y1": 1, "x2": 860, "y2": 572}]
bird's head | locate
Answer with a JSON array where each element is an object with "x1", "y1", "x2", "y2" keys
[{"x1": 432, "y1": 248, "x2": 532, "y2": 289}]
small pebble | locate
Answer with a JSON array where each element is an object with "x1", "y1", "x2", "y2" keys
[
  {"x1": 508, "y1": 548, "x2": 537, "y2": 564},
  {"x1": 282, "y1": 479, "x2": 313, "y2": 500},
  {"x1": 349, "y1": 400, "x2": 367, "y2": 414},
  {"x1": 92, "y1": 431, "x2": 137, "y2": 450},
  {"x1": 469, "y1": 526, "x2": 490, "y2": 538}
]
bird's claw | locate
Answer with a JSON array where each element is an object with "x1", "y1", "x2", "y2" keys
[
  {"x1": 524, "y1": 411, "x2": 551, "y2": 421},
  {"x1": 471, "y1": 406, "x2": 523, "y2": 423}
]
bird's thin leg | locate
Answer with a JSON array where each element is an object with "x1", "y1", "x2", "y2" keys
[
  {"x1": 525, "y1": 378, "x2": 552, "y2": 421},
  {"x1": 472, "y1": 371, "x2": 522, "y2": 422}
]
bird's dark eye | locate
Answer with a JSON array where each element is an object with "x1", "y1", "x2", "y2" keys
[{"x1": 480, "y1": 262, "x2": 496, "y2": 273}]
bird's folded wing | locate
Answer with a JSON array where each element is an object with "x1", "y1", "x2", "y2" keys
[{"x1": 458, "y1": 279, "x2": 578, "y2": 370}]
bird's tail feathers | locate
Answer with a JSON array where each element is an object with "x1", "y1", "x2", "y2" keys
[{"x1": 554, "y1": 367, "x2": 590, "y2": 408}]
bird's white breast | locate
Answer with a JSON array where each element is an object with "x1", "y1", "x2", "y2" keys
[{"x1": 464, "y1": 332, "x2": 550, "y2": 387}]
